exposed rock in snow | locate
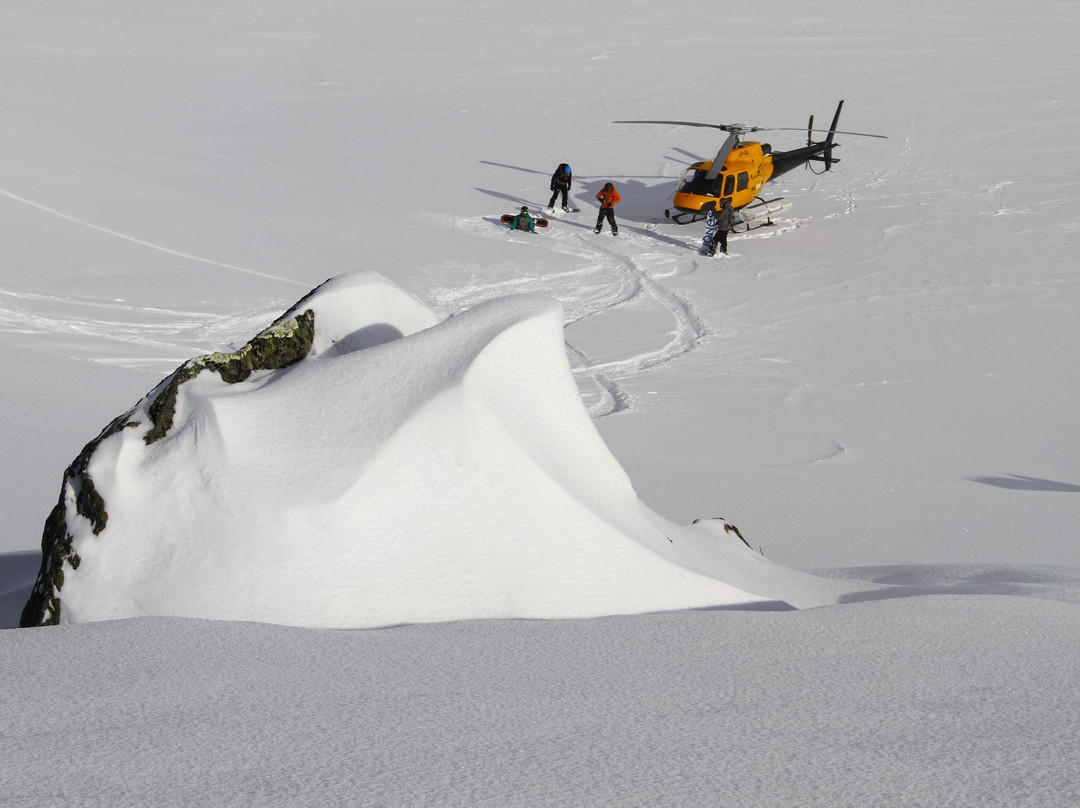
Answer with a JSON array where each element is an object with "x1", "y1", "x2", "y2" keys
[{"x1": 22, "y1": 272, "x2": 848, "y2": 629}]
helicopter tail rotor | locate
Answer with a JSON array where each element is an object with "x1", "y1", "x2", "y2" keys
[
  {"x1": 823, "y1": 99, "x2": 844, "y2": 170},
  {"x1": 806, "y1": 100, "x2": 846, "y2": 172}
]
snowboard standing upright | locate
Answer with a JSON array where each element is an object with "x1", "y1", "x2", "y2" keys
[{"x1": 701, "y1": 207, "x2": 718, "y2": 255}]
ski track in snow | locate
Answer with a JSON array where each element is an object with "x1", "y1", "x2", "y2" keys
[
  {"x1": 0, "y1": 284, "x2": 285, "y2": 370},
  {"x1": 0, "y1": 185, "x2": 807, "y2": 409},
  {"x1": 441, "y1": 215, "x2": 711, "y2": 417},
  {"x1": 0, "y1": 187, "x2": 309, "y2": 370},
  {"x1": 0, "y1": 187, "x2": 308, "y2": 288}
]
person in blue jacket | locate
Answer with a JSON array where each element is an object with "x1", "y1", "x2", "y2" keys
[{"x1": 548, "y1": 163, "x2": 573, "y2": 211}]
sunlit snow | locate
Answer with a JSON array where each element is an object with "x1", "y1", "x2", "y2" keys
[{"x1": 2, "y1": 1, "x2": 1079, "y2": 806}]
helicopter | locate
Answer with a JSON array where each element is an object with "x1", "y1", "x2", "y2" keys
[{"x1": 615, "y1": 100, "x2": 886, "y2": 228}]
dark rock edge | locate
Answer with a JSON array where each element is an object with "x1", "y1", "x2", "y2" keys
[{"x1": 19, "y1": 304, "x2": 316, "y2": 627}]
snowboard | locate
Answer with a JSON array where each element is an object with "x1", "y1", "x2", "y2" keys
[
  {"x1": 547, "y1": 207, "x2": 580, "y2": 214},
  {"x1": 502, "y1": 214, "x2": 548, "y2": 229}
]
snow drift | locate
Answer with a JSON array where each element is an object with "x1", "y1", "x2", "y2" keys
[{"x1": 22, "y1": 272, "x2": 845, "y2": 628}]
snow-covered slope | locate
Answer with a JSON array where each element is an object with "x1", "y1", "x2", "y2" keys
[{"x1": 3, "y1": 0, "x2": 1079, "y2": 805}]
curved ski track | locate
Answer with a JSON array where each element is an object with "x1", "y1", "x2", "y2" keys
[
  {"x1": 1, "y1": 183, "x2": 802, "y2": 415},
  {"x1": 0, "y1": 284, "x2": 287, "y2": 370},
  {"x1": 439, "y1": 216, "x2": 712, "y2": 417}
]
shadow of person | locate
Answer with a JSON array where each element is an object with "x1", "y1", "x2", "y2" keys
[{"x1": 577, "y1": 178, "x2": 675, "y2": 226}]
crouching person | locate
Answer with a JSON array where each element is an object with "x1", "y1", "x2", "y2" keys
[{"x1": 509, "y1": 206, "x2": 537, "y2": 233}]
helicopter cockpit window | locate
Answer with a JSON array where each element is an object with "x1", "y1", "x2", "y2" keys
[
  {"x1": 679, "y1": 168, "x2": 722, "y2": 197},
  {"x1": 737, "y1": 172, "x2": 749, "y2": 192},
  {"x1": 723, "y1": 173, "x2": 736, "y2": 196}
]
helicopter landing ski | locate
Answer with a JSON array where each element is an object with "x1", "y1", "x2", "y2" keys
[
  {"x1": 668, "y1": 197, "x2": 791, "y2": 231},
  {"x1": 732, "y1": 198, "x2": 792, "y2": 233}
]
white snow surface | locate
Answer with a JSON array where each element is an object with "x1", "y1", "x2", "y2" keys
[
  {"x1": 2, "y1": 0, "x2": 1080, "y2": 805},
  {"x1": 59, "y1": 270, "x2": 842, "y2": 626}
]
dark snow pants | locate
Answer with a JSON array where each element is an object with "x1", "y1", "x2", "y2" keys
[{"x1": 709, "y1": 228, "x2": 729, "y2": 255}]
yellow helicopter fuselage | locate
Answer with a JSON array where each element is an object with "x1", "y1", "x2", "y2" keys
[{"x1": 671, "y1": 141, "x2": 775, "y2": 213}]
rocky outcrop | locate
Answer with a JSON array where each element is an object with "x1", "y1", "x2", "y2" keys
[{"x1": 20, "y1": 306, "x2": 315, "y2": 627}]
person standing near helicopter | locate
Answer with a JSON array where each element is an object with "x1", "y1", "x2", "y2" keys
[
  {"x1": 594, "y1": 182, "x2": 621, "y2": 235},
  {"x1": 548, "y1": 163, "x2": 573, "y2": 212},
  {"x1": 703, "y1": 197, "x2": 734, "y2": 256}
]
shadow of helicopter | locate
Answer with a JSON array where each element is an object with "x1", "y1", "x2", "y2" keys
[
  {"x1": 475, "y1": 187, "x2": 535, "y2": 207},
  {"x1": 477, "y1": 181, "x2": 699, "y2": 250},
  {"x1": 665, "y1": 147, "x2": 705, "y2": 165},
  {"x1": 478, "y1": 161, "x2": 702, "y2": 250},
  {"x1": 576, "y1": 179, "x2": 700, "y2": 250}
]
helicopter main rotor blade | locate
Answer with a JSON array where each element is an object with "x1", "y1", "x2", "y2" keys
[
  {"x1": 615, "y1": 121, "x2": 886, "y2": 139},
  {"x1": 760, "y1": 127, "x2": 888, "y2": 139},
  {"x1": 704, "y1": 132, "x2": 738, "y2": 181},
  {"x1": 614, "y1": 120, "x2": 734, "y2": 130},
  {"x1": 825, "y1": 129, "x2": 887, "y2": 139}
]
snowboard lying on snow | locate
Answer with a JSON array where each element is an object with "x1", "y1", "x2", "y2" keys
[{"x1": 501, "y1": 214, "x2": 548, "y2": 229}]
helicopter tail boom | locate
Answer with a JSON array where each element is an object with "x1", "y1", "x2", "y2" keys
[{"x1": 767, "y1": 100, "x2": 851, "y2": 178}]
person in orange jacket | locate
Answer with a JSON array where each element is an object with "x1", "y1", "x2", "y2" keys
[{"x1": 594, "y1": 182, "x2": 620, "y2": 235}]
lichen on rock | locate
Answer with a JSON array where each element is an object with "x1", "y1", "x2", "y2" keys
[
  {"x1": 144, "y1": 309, "x2": 315, "y2": 445},
  {"x1": 199, "y1": 309, "x2": 316, "y2": 385}
]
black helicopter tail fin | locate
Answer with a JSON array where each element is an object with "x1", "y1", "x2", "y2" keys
[{"x1": 822, "y1": 99, "x2": 844, "y2": 170}]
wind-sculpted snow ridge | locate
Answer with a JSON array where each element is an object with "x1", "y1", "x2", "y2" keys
[{"x1": 22, "y1": 271, "x2": 852, "y2": 629}]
